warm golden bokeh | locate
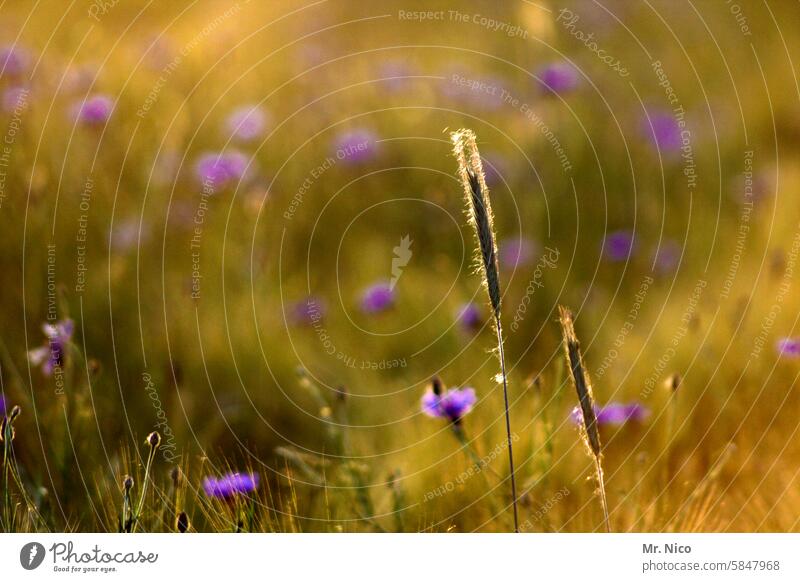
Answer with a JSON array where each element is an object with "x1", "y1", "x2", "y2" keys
[{"x1": 0, "y1": 1, "x2": 799, "y2": 532}]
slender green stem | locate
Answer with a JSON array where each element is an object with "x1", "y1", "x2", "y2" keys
[
  {"x1": 662, "y1": 391, "x2": 679, "y2": 489},
  {"x1": 131, "y1": 450, "x2": 155, "y2": 533},
  {"x1": 451, "y1": 425, "x2": 503, "y2": 481},
  {"x1": 494, "y1": 319, "x2": 519, "y2": 532},
  {"x1": 121, "y1": 487, "x2": 132, "y2": 532},
  {"x1": 451, "y1": 424, "x2": 511, "y2": 529}
]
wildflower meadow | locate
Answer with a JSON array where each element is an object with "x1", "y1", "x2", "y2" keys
[{"x1": 1, "y1": 0, "x2": 800, "y2": 537}]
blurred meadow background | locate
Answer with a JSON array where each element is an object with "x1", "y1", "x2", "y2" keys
[{"x1": 1, "y1": 0, "x2": 800, "y2": 532}]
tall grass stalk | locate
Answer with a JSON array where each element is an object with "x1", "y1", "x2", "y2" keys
[
  {"x1": 451, "y1": 128, "x2": 519, "y2": 532},
  {"x1": 662, "y1": 373, "x2": 681, "y2": 487},
  {"x1": 557, "y1": 306, "x2": 611, "y2": 532}
]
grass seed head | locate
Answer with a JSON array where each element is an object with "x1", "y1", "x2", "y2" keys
[
  {"x1": 451, "y1": 129, "x2": 501, "y2": 319},
  {"x1": 558, "y1": 306, "x2": 601, "y2": 458}
]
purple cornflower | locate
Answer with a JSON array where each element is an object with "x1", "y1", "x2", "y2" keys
[
  {"x1": 111, "y1": 218, "x2": 150, "y2": 252},
  {"x1": 360, "y1": 282, "x2": 394, "y2": 314},
  {"x1": 62, "y1": 66, "x2": 98, "y2": 94},
  {"x1": 441, "y1": 69, "x2": 507, "y2": 111},
  {"x1": 142, "y1": 35, "x2": 177, "y2": 71},
  {"x1": 731, "y1": 170, "x2": 773, "y2": 204},
  {"x1": 194, "y1": 151, "x2": 250, "y2": 192},
  {"x1": 2, "y1": 86, "x2": 29, "y2": 113},
  {"x1": 776, "y1": 338, "x2": 800, "y2": 358},
  {"x1": 333, "y1": 128, "x2": 378, "y2": 164},
  {"x1": 422, "y1": 386, "x2": 476, "y2": 423},
  {"x1": 295, "y1": 43, "x2": 327, "y2": 69},
  {"x1": 289, "y1": 296, "x2": 326, "y2": 326},
  {"x1": 73, "y1": 94, "x2": 113, "y2": 125},
  {"x1": 571, "y1": 402, "x2": 649, "y2": 426},
  {"x1": 0, "y1": 45, "x2": 29, "y2": 77},
  {"x1": 482, "y1": 152, "x2": 509, "y2": 187},
  {"x1": 202, "y1": 472, "x2": 259, "y2": 499},
  {"x1": 440, "y1": 67, "x2": 470, "y2": 101},
  {"x1": 377, "y1": 60, "x2": 415, "y2": 92},
  {"x1": 538, "y1": 63, "x2": 579, "y2": 94},
  {"x1": 466, "y1": 75, "x2": 507, "y2": 111},
  {"x1": 643, "y1": 110, "x2": 681, "y2": 152},
  {"x1": 225, "y1": 105, "x2": 268, "y2": 142},
  {"x1": 652, "y1": 240, "x2": 681, "y2": 273},
  {"x1": 604, "y1": 230, "x2": 635, "y2": 262},
  {"x1": 28, "y1": 319, "x2": 74, "y2": 376},
  {"x1": 499, "y1": 237, "x2": 536, "y2": 269},
  {"x1": 455, "y1": 302, "x2": 482, "y2": 330}
]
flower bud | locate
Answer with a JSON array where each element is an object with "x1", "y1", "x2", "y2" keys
[
  {"x1": 170, "y1": 466, "x2": 181, "y2": 488},
  {"x1": 146, "y1": 431, "x2": 161, "y2": 449},
  {"x1": 665, "y1": 373, "x2": 681, "y2": 393},
  {"x1": 176, "y1": 511, "x2": 189, "y2": 533}
]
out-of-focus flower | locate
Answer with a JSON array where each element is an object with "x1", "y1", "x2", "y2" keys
[
  {"x1": 652, "y1": 239, "x2": 681, "y2": 273},
  {"x1": 731, "y1": 169, "x2": 774, "y2": 204},
  {"x1": 202, "y1": 472, "x2": 259, "y2": 499},
  {"x1": 604, "y1": 230, "x2": 635, "y2": 262},
  {"x1": 111, "y1": 218, "x2": 150, "y2": 252},
  {"x1": 455, "y1": 302, "x2": 482, "y2": 330},
  {"x1": 377, "y1": 60, "x2": 415, "y2": 92},
  {"x1": 0, "y1": 394, "x2": 5, "y2": 416},
  {"x1": 28, "y1": 319, "x2": 74, "y2": 376},
  {"x1": 73, "y1": 94, "x2": 113, "y2": 125},
  {"x1": 194, "y1": 151, "x2": 250, "y2": 192},
  {"x1": 295, "y1": 43, "x2": 327, "y2": 69},
  {"x1": 141, "y1": 35, "x2": 177, "y2": 70},
  {"x1": 360, "y1": 282, "x2": 394, "y2": 313},
  {"x1": 776, "y1": 338, "x2": 800, "y2": 358},
  {"x1": 499, "y1": 237, "x2": 536, "y2": 269},
  {"x1": 0, "y1": 45, "x2": 29, "y2": 77},
  {"x1": 442, "y1": 69, "x2": 507, "y2": 110},
  {"x1": 643, "y1": 110, "x2": 681, "y2": 151},
  {"x1": 422, "y1": 386, "x2": 477, "y2": 423},
  {"x1": 482, "y1": 152, "x2": 510, "y2": 187},
  {"x1": 333, "y1": 128, "x2": 378, "y2": 164},
  {"x1": 538, "y1": 62, "x2": 579, "y2": 94},
  {"x1": 168, "y1": 200, "x2": 197, "y2": 228},
  {"x1": 62, "y1": 66, "x2": 98, "y2": 94},
  {"x1": 2, "y1": 86, "x2": 29, "y2": 113},
  {"x1": 289, "y1": 296, "x2": 326, "y2": 326},
  {"x1": 571, "y1": 402, "x2": 649, "y2": 426},
  {"x1": 467, "y1": 74, "x2": 507, "y2": 110},
  {"x1": 225, "y1": 105, "x2": 268, "y2": 142}
]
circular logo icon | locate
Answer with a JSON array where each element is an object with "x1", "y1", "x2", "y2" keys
[{"x1": 19, "y1": 542, "x2": 46, "y2": 570}]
